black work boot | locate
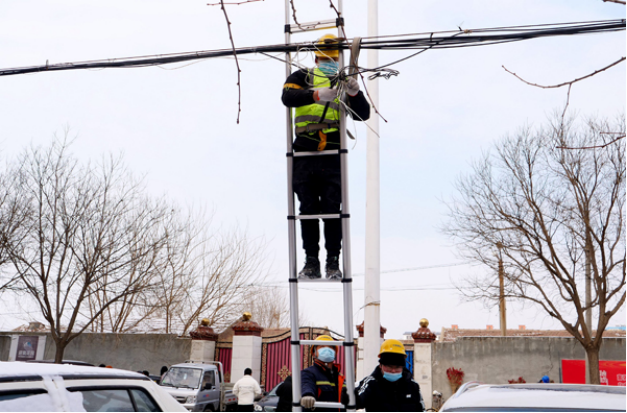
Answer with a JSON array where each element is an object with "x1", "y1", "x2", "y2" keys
[
  {"x1": 326, "y1": 256, "x2": 342, "y2": 280},
  {"x1": 298, "y1": 256, "x2": 321, "y2": 279}
]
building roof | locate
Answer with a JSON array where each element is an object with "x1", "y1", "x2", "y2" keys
[{"x1": 440, "y1": 327, "x2": 626, "y2": 342}]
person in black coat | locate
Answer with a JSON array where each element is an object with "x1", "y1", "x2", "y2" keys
[
  {"x1": 355, "y1": 339, "x2": 425, "y2": 412},
  {"x1": 275, "y1": 376, "x2": 292, "y2": 412}
]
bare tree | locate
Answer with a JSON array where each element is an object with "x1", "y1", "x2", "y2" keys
[
  {"x1": 86, "y1": 206, "x2": 204, "y2": 334},
  {"x1": 176, "y1": 228, "x2": 270, "y2": 334},
  {"x1": 237, "y1": 287, "x2": 290, "y2": 329},
  {"x1": 0, "y1": 166, "x2": 30, "y2": 294},
  {"x1": 446, "y1": 115, "x2": 625, "y2": 384},
  {"x1": 4, "y1": 140, "x2": 172, "y2": 362},
  {"x1": 502, "y1": 1, "x2": 625, "y2": 149}
]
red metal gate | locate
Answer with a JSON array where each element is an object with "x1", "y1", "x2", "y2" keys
[
  {"x1": 216, "y1": 343, "x2": 232, "y2": 383},
  {"x1": 261, "y1": 328, "x2": 357, "y2": 391}
]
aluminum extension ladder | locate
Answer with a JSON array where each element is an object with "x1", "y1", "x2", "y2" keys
[{"x1": 283, "y1": 0, "x2": 357, "y2": 411}]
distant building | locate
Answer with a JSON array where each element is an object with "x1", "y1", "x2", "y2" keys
[{"x1": 438, "y1": 325, "x2": 626, "y2": 342}]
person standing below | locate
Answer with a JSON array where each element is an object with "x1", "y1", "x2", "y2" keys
[
  {"x1": 233, "y1": 368, "x2": 262, "y2": 412},
  {"x1": 300, "y1": 335, "x2": 347, "y2": 411},
  {"x1": 355, "y1": 339, "x2": 425, "y2": 412},
  {"x1": 282, "y1": 34, "x2": 370, "y2": 280},
  {"x1": 275, "y1": 375, "x2": 293, "y2": 412}
]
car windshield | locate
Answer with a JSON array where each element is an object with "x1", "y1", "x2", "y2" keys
[
  {"x1": 268, "y1": 383, "x2": 282, "y2": 397},
  {"x1": 161, "y1": 367, "x2": 202, "y2": 389}
]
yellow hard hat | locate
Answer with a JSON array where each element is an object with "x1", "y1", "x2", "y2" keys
[
  {"x1": 311, "y1": 335, "x2": 335, "y2": 355},
  {"x1": 315, "y1": 335, "x2": 335, "y2": 342},
  {"x1": 314, "y1": 34, "x2": 339, "y2": 59},
  {"x1": 378, "y1": 339, "x2": 407, "y2": 357}
]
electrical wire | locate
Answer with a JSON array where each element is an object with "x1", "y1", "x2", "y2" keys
[{"x1": 0, "y1": 19, "x2": 623, "y2": 77}]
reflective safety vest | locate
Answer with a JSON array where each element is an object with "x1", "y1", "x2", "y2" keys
[{"x1": 294, "y1": 68, "x2": 341, "y2": 143}]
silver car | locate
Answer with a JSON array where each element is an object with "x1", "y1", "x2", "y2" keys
[
  {"x1": 440, "y1": 382, "x2": 626, "y2": 412},
  {"x1": 0, "y1": 361, "x2": 186, "y2": 412}
]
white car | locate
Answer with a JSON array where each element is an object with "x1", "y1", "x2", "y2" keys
[
  {"x1": 0, "y1": 361, "x2": 186, "y2": 412},
  {"x1": 440, "y1": 382, "x2": 626, "y2": 412}
]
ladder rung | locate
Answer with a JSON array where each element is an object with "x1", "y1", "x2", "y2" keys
[
  {"x1": 296, "y1": 214, "x2": 340, "y2": 220},
  {"x1": 298, "y1": 340, "x2": 345, "y2": 346},
  {"x1": 313, "y1": 402, "x2": 345, "y2": 409},
  {"x1": 288, "y1": 19, "x2": 340, "y2": 34},
  {"x1": 295, "y1": 277, "x2": 342, "y2": 283},
  {"x1": 293, "y1": 150, "x2": 339, "y2": 157}
]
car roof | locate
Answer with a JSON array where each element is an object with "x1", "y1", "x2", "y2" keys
[
  {"x1": 170, "y1": 362, "x2": 216, "y2": 369},
  {"x1": 441, "y1": 383, "x2": 626, "y2": 412},
  {"x1": 0, "y1": 361, "x2": 148, "y2": 382},
  {"x1": 26, "y1": 359, "x2": 94, "y2": 366}
]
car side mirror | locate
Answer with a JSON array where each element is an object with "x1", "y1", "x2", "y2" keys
[{"x1": 204, "y1": 383, "x2": 213, "y2": 390}]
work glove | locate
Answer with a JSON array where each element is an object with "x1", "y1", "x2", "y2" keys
[
  {"x1": 314, "y1": 88, "x2": 337, "y2": 102},
  {"x1": 345, "y1": 77, "x2": 360, "y2": 96},
  {"x1": 301, "y1": 395, "x2": 316, "y2": 410}
]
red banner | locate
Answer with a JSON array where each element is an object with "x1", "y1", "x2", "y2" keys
[{"x1": 562, "y1": 359, "x2": 626, "y2": 386}]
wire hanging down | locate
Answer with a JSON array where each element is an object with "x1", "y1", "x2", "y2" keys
[{"x1": 0, "y1": 19, "x2": 624, "y2": 77}]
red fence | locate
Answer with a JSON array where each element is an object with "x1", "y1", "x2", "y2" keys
[
  {"x1": 216, "y1": 345, "x2": 233, "y2": 383},
  {"x1": 261, "y1": 329, "x2": 357, "y2": 391}
]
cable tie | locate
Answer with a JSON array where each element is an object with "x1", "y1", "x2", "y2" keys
[
  {"x1": 343, "y1": 341, "x2": 355, "y2": 347},
  {"x1": 289, "y1": 278, "x2": 298, "y2": 283},
  {"x1": 340, "y1": 213, "x2": 350, "y2": 218},
  {"x1": 286, "y1": 152, "x2": 294, "y2": 157},
  {"x1": 339, "y1": 149, "x2": 349, "y2": 154},
  {"x1": 341, "y1": 278, "x2": 352, "y2": 283},
  {"x1": 287, "y1": 215, "x2": 296, "y2": 220},
  {"x1": 290, "y1": 340, "x2": 300, "y2": 345}
]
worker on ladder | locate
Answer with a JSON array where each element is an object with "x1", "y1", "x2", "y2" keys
[
  {"x1": 282, "y1": 34, "x2": 370, "y2": 280},
  {"x1": 300, "y1": 335, "x2": 347, "y2": 411}
]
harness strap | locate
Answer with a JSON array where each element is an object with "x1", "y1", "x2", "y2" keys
[{"x1": 294, "y1": 123, "x2": 340, "y2": 134}]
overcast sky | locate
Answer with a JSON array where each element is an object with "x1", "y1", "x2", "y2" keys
[{"x1": 0, "y1": 0, "x2": 625, "y2": 338}]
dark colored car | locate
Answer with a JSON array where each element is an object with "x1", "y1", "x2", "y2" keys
[{"x1": 254, "y1": 383, "x2": 281, "y2": 412}]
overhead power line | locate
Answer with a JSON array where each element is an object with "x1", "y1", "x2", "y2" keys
[{"x1": 0, "y1": 19, "x2": 623, "y2": 77}]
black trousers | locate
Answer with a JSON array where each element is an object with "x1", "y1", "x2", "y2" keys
[{"x1": 293, "y1": 154, "x2": 342, "y2": 258}]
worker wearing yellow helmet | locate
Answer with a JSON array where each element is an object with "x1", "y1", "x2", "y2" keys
[
  {"x1": 299, "y1": 335, "x2": 348, "y2": 411},
  {"x1": 354, "y1": 339, "x2": 425, "y2": 411},
  {"x1": 282, "y1": 34, "x2": 370, "y2": 281}
]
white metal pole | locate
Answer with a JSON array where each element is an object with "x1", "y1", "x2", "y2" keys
[{"x1": 363, "y1": 0, "x2": 381, "y2": 380}]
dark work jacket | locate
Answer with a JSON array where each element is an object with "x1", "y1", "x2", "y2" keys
[
  {"x1": 282, "y1": 68, "x2": 371, "y2": 152},
  {"x1": 301, "y1": 360, "x2": 347, "y2": 412},
  {"x1": 275, "y1": 376, "x2": 292, "y2": 412},
  {"x1": 355, "y1": 366, "x2": 425, "y2": 412}
]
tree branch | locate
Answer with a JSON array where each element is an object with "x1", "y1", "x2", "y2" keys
[
  {"x1": 556, "y1": 135, "x2": 625, "y2": 150},
  {"x1": 207, "y1": 0, "x2": 263, "y2": 5},
  {"x1": 218, "y1": 0, "x2": 242, "y2": 124},
  {"x1": 502, "y1": 57, "x2": 625, "y2": 89}
]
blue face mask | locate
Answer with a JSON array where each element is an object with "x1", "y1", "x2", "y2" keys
[
  {"x1": 383, "y1": 372, "x2": 403, "y2": 382},
  {"x1": 317, "y1": 347, "x2": 336, "y2": 363},
  {"x1": 318, "y1": 60, "x2": 339, "y2": 77}
]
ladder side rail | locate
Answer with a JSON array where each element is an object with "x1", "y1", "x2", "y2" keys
[
  {"x1": 337, "y1": 11, "x2": 357, "y2": 411},
  {"x1": 285, "y1": 2, "x2": 303, "y2": 412}
]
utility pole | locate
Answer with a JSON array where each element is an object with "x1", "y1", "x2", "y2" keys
[
  {"x1": 497, "y1": 242, "x2": 507, "y2": 337},
  {"x1": 585, "y1": 238, "x2": 592, "y2": 384},
  {"x1": 363, "y1": 0, "x2": 381, "y2": 378}
]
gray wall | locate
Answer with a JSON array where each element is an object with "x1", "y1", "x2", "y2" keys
[
  {"x1": 432, "y1": 337, "x2": 626, "y2": 400},
  {"x1": 0, "y1": 335, "x2": 11, "y2": 361},
  {"x1": 0, "y1": 332, "x2": 192, "y2": 376}
]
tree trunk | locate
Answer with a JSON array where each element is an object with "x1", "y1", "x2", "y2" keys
[
  {"x1": 54, "y1": 340, "x2": 68, "y2": 364},
  {"x1": 585, "y1": 345, "x2": 601, "y2": 384}
]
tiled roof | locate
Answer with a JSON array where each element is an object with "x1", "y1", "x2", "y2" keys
[{"x1": 440, "y1": 328, "x2": 626, "y2": 342}]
